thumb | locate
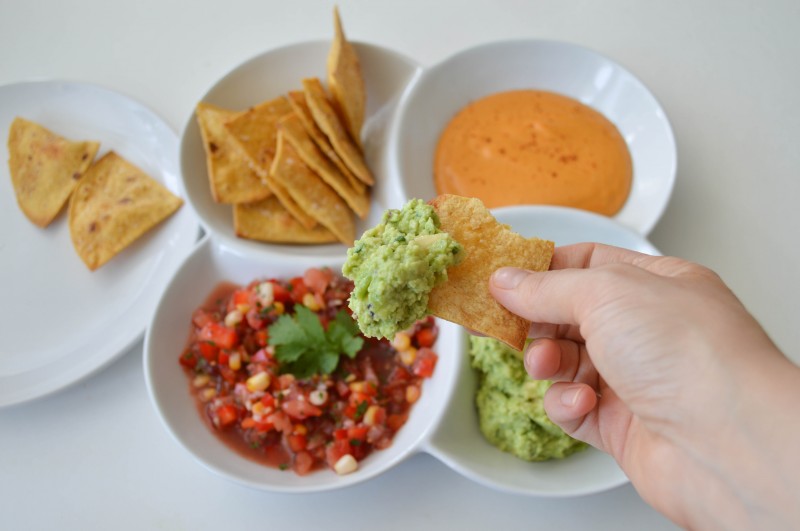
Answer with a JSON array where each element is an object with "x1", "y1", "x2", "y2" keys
[{"x1": 489, "y1": 267, "x2": 595, "y2": 326}]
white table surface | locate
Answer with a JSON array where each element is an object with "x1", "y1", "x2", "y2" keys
[{"x1": 2, "y1": 1, "x2": 798, "y2": 529}]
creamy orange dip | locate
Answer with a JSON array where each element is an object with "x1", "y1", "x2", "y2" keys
[{"x1": 434, "y1": 90, "x2": 632, "y2": 215}]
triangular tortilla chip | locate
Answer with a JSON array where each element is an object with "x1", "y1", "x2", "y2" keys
[
  {"x1": 7, "y1": 117, "x2": 99, "y2": 227},
  {"x1": 195, "y1": 102, "x2": 271, "y2": 204},
  {"x1": 302, "y1": 78, "x2": 373, "y2": 186},
  {"x1": 327, "y1": 6, "x2": 366, "y2": 149},
  {"x1": 287, "y1": 90, "x2": 365, "y2": 194},
  {"x1": 427, "y1": 195, "x2": 554, "y2": 351},
  {"x1": 234, "y1": 195, "x2": 337, "y2": 244},
  {"x1": 224, "y1": 96, "x2": 292, "y2": 176},
  {"x1": 269, "y1": 132, "x2": 354, "y2": 245},
  {"x1": 262, "y1": 172, "x2": 317, "y2": 230},
  {"x1": 68, "y1": 152, "x2": 183, "y2": 270},
  {"x1": 279, "y1": 112, "x2": 369, "y2": 219}
]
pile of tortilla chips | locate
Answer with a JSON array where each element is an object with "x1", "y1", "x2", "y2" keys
[
  {"x1": 6, "y1": 117, "x2": 183, "y2": 270},
  {"x1": 195, "y1": 8, "x2": 370, "y2": 246}
]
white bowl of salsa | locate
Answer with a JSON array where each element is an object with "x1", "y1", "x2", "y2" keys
[
  {"x1": 143, "y1": 236, "x2": 462, "y2": 492},
  {"x1": 388, "y1": 39, "x2": 677, "y2": 236}
]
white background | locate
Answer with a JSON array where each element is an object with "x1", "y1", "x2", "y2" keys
[{"x1": 2, "y1": 1, "x2": 798, "y2": 529}]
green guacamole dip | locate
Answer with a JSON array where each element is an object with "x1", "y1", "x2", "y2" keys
[
  {"x1": 342, "y1": 199, "x2": 462, "y2": 339},
  {"x1": 470, "y1": 336, "x2": 587, "y2": 461}
]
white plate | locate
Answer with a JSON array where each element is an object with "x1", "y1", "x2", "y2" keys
[
  {"x1": 180, "y1": 40, "x2": 421, "y2": 264},
  {"x1": 389, "y1": 39, "x2": 677, "y2": 235},
  {"x1": 0, "y1": 80, "x2": 200, "y2": 408},
  {"x1": 424, "y1": 205, "x2": 659, "y2": 497}
]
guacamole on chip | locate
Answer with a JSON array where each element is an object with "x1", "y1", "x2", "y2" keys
[
  {"x1": 470, "y1": 336, "x2": 586, "y2": 461},
  {"x1": 343, "y1": 199, "x2": 463, "y2": 338}
]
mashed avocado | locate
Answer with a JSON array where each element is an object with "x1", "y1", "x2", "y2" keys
[
  {"x1": 342, "y1": 199, "x2": 462, "y2": 338},
  {"x1": 470, "y1": 336, "x2": 586, "y2": 461}
]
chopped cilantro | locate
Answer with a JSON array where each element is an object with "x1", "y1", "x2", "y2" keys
[
  {"x1": 268, "y1": 306, "x2": 364, "y2": 379},
  {"x1": 354, "y1": 400, "x2": 368, "y2": 420},
  {"x1": 350, "y1": 439, "x2": 362, "y2": 446},
  {"x1": 279, "y1": 463, "x2": 289, "y2": 471}
]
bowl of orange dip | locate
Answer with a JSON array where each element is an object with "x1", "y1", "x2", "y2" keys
[{"x1": 388, "y1": 39, "x2": 676, "y2": 235}]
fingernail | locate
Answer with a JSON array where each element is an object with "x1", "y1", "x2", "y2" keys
[
  {"x1": 523, "y1": 339, "x2": 542, "y2": 374},
  {"x1": 492, "y1": 267, "x2": 528, "y2": 289},
  {"x1": 560, "y1": 385, "x2": 584, "y2": 407}
]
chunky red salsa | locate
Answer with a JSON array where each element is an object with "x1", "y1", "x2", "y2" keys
[{"x1": 179, "y1": 267, "x2": 439, "y2": 476}]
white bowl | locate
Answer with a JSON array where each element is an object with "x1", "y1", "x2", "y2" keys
[
  {"x1": 144, "y1": 205, "x2": 655, "y2": 495},
  {"x1": 389, "y1": 39, "x2": 677, "y2": 235},
  {"x1": 179, "y1": 40, "x2": 421, "y2": 264},
  {"x1": 143, "y1": 237, "x2": 462, "y2": 493}
]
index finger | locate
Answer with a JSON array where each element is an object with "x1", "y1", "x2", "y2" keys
[{"x1": 550, "y1": 242, "x2": 663, "y2": 271}]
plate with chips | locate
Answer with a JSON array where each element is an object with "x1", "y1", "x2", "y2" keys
[
  {"x1": 180, "y1": 32, "x2": 421, "y2": 262},
  {"x1": 0, "y1": 80, "x2": 199, "y2": 407}
]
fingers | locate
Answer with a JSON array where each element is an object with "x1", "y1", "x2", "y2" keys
[
  {"x1": 542, "y1": 382, "x2": 598, "y2": 427},
  {"x1": 550, "y1": 242, "x2": 664, "y2": 271}
]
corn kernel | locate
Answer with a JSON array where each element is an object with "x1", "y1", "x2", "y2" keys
[
  {"x1": 273, "y1": 301, "x2": 285, "y2": 315},
  {"x1": 363, "y1": 405, "x2": 382, "y2": 426},
  {"x1": 224, "y1": 309, "x2": 243, "y2": 328},
  {"x1": 302, "y1": 292, "x2": 322, "y2": 312},
  {"x1": 192, "y1": 374, "x2": 210, "y2": 388},
  {"x1": 392, "y1": 332, "x2": 411, "y2": 351},
  {"x1": 252, "y1": 401, "x2": 265, "y2": 415},
  {"x1": 236, "y1": 302, "x2": 250, "y2": 313},
  {"x1": 293, "y1": 424, "x2": 308, "y2": 436},
  {"x1": 406, "y1": 385, "x2": 421, "y2": 404},
  {"x1": 200, "y1": 388, "x2": 217, "y2": 402},
  {"x1": 246, "y1": 371, "x2": 271, "y2": 392},
  {"x1": 333, "y1": 454, "x2": 358, "y2": 475},
  {"x1": 349, "y1": 381, "x2": 368, "y2": 394},
  {"x1": 400, "y1": 347, "x2": 418, "y2": 366},
  {"x1": 229, "y1": 352, "x2": 242, "y2": 371}
]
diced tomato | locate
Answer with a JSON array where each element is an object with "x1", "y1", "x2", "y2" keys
[
  {"x1": 304, "y1": 267, "x2": 333, "y2": 294},
  {"x1": 198, "y1": 322, "x2": 238, "y2": 349},
  {"x1": 386, "y1": 413, "x2": 407, "y2": 432},
  {"x1": 197, "y1": 341, "x2": 219, "y2": 362},
  {"x1": 287, "y1": 434, "x2": 308, "y2": 452},
  {"x1": 415, "y1": 327, "x2": 437, "y2": 348},
  {"x1": 217, "y1": 350, "x2": 230, "y2": 366},
  {"x1": 412, "y1": 347, "x2": 438, "y2": 378},
  {"x1": 271, "y1": 282, "x2": 293, "y2": 304},
  {"x1": 254, "y1": 420, "x2": 274, "y2": 433},
  {"x1": 179, "y1": 351, "x2": 197, "y2": 369},
  {"x1": 347, "y1": 426, "x2": 369, "y2": 442},
  {"x1": 282, "y1": 399, "x2": 323, "y2": 420},
  {"x1": 387, "y1": 365, "x2": 411, "y2": 385},
  {"x1": 218, "y1": 364, "x2": 237, "y2": 384},
  {"x1": 245, "y1": 308, "x2": 267, "y2": 330},
  {"x1": 254, "y1": 329, "x2": 269, "y2": 347},
  {"x1": 215, "y1": 404, "x2": 238, "y2": 428},
  {"x1": 288, "y1": 277, "x2": 309, "y2": 303},
  {"x1": 227, "y1": 289, "x2": 251, "y2": 313},
  {"x1": 325, "y1": 439, "x2": 352, "y2": 469},
  {"x1": 293, "y1": 450, "x2": 314, "y2": 475},
  {"x1": 191, "y1": 309, "x2": 216, "y2": 329},
  {"x1": 241, "y1": 417, "x2": 256, "y2": 430},
  {"x1": 333, "y1": 428, "x2": 348, "y2": 441},
  {"x1": 260, "y1": 394, "x2": 275, "y2": 408}
]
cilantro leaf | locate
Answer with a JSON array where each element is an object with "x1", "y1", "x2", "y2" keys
[{"x1": 267, "y1": 307, "x2": 364, "y2": 378}]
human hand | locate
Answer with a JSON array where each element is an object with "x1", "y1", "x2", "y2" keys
[{"x1": 489, "y1": 243, "x2": 800, "y2": 530}]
